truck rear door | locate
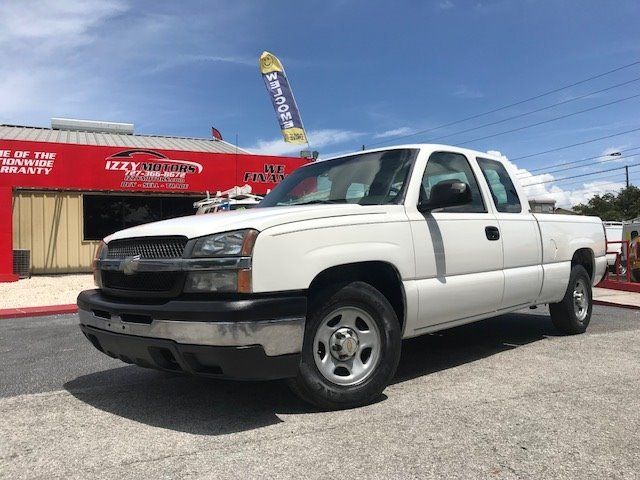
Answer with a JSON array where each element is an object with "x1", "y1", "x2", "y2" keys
[{"x1": 475, "y1": 157, "x2": 543, "y2": 309}]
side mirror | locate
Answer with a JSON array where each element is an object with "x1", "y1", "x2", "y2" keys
[{"x1": 418, "y1": 180, "x2": 472, "y2": 213}]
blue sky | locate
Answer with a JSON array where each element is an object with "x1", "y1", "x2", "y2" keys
[{"x1": 1, "y1": 0, "x2": 640, "y2": 205}]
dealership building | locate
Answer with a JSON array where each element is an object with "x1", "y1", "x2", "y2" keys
[{"x1": 0, "y1": 119, "x2": 306, "y2": 282}]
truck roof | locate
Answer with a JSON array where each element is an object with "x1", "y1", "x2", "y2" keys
[{"x1": 323, "y1": 144, "x2": 504, "y2": 163}]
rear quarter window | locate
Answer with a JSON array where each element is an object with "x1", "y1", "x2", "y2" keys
[{"x1": 477, "y1": 157, "x2": 522, "y2": 213}]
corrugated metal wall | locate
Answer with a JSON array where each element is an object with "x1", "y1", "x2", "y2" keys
[{"x1": 12, "y1": 191, "x2": 98, "y2": 273}]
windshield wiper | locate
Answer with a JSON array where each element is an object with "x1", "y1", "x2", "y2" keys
[{"x1": 293, "y1": 199, "x2": 348, "y2": 206}]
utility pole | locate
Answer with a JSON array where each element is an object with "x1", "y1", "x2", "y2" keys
[{"x1": 626, "y1": 165, "x2": 630, "y2": 188}]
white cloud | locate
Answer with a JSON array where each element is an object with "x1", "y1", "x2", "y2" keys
[
  {"x1": 487, "y1": 150, "x2": 624, "y2": 208},
  {"x1": 148, "y1": 54, "x2": 255, "y2": 74},
  {"x1": 0, "y1": 0, "x2": 128, "y2": 47},
  {"x1": 0, "y1": 1, "x2": 255, "y2": 127},
  {"x1": 247, "y1": 129, "x2": 365, "y2": 156},
  {"x1": 0, "y1": 0, "x2": 130, "y2": 123},
  {"x1": 438, "y1": 1, "x2": 455, "y2": 10},
  {"x1": 452, "y1": 84, "x2": 484, "y2": 99},
  {"x1": 374, "y1": 127, "x2": 415, "y2": 139}
]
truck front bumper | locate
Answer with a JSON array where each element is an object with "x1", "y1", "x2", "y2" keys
[{"x1": 77, "y1": 289, "x2": 306, "y2": 380}]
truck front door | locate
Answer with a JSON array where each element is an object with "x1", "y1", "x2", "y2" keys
[{"x1": 407, "y1": 151, "x2": 504, "y2": 332}]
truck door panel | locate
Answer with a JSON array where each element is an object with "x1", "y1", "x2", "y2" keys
[
  {"x1": 408, "y1": 151, "x2": 504, "y2": 330},
  {"x1": 476, "y1": 157, "x2": 543, "y2": 308}
]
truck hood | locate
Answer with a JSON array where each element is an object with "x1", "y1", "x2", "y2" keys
[{"x1": 105, "y1": 204, "x2": 388, "y2": 242}]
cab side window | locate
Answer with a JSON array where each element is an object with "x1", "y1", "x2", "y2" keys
[
  {"x1": 420, "y1": 152, "x2": 486, "y2": 213},
  {"x1": 477, "y1": 157, "x2": 522, "y2": 213}
]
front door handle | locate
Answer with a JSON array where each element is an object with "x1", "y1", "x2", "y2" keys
[{"x1": 485, "y1": 226, "x2": 500, "y2": 241}]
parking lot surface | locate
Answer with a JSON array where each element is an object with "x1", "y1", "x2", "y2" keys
[{"x1": 1, "y1": 306, "x2": 639, "y2": 479}]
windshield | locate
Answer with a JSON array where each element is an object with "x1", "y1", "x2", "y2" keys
[{"x1": 259, "y1": 148, "x2": 418, "y2": 207}]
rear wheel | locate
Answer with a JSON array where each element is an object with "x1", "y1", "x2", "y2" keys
[
  {"x1": 549, "y1": 265, "x2": 592, "y2": 335},
  {"x1": 631, "y1": 269, "x2": 640, "y2": 283},
  {"x1": 289, "y1": 281, "x2": 401, "y2": 409}
]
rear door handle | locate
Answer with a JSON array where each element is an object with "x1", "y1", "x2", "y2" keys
[{"x1": 485, "y1": 226, "x2": 500, "y2": 241}]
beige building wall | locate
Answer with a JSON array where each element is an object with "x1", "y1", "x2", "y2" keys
[{"x1": 12, "y1": 191, "x2": 99, "y2": 274}]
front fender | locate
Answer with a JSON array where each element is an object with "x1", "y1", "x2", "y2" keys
[{"x1": 251, "y1": 220, "x2": 414, "y2": 293}]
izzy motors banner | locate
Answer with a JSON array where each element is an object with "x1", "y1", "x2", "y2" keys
[{"x1": 259, "y1": 51, "x2": 308, "y2": 145}]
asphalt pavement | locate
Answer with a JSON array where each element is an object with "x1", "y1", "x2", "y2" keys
[{"x1": 1, "y1": 306, "x2": 639, "y2": 479}]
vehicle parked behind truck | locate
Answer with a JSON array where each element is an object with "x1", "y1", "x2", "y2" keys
[{"x1": 78, "y1": 144, "x2": 607, "y2": 409}]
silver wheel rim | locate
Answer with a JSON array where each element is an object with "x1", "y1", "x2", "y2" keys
[
  {"x1": 313, "y1": 306, "x2": 382, "y2": 386},
  {"x1": 573, "y1": 278, "x2": 589, "y2": 322}
]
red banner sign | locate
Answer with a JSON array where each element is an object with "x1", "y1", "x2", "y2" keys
[{"x1": 0, "y1": 139, "x2": 306, "y2": 194}]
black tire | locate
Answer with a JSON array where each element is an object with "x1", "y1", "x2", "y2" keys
[
  {"x1": 631, "y1": 269, "x2": 640, "y2": 283},
  {"x1": 288, "y1": 281, "x2": 402, "y2": 410},
  {"x1": 549, "y1": 265, "x2": 593, "y2": 335}
]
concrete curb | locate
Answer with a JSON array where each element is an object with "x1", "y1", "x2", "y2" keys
[
  {"x1": 0, "y1": 304, "x2": 78, "y2": 319},
  {"x1": 593, "y1": 300, "x2": 640, "y2": 311}
]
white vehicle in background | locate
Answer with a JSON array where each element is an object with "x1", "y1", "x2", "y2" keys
[
  {"x1": 604, "y1": 221, "x2": 624, "y2": 274},
  {"x1": 78, "y1": 144, "x2": 607, "y2": 409},
  {"x1": 193, "y1": 185, "x2": 264, "y2": 214}
]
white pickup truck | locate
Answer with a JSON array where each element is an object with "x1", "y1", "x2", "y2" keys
[{"x1": 78, "y1": 144, "x2": 607, "y2": 409}]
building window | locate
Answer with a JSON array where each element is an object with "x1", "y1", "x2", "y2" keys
[{"x1": 83, "y1": 194, "x2": 197, "y2": 241}]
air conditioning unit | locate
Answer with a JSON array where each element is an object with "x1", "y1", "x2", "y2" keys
[{"x1": 13, "y1": 249, "x2": 30, "y2": 279}]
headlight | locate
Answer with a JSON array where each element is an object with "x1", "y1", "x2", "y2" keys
[
  {"x1": 93, "y1": 241, "x2": 107, "y2": 288},
  {"x1": 186, "y1": 229, "x2": 258, "y2": 293},
  {"x1": 191, "y1": 229, "x2": 258, "y2": 257}
]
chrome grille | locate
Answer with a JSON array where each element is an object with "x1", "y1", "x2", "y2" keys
[{"x1": 106, "y1": 237, "x2": 187, "y2": 259}]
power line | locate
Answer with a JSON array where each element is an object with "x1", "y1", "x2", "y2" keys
[
  {"x1": 454, "y1": 93, "x2": 640, "y2": 146},
  {"x1": 523, "y1": 164, "x2": 637, "y2": 187},
  {"x1": 526, "y1": 175, "x2": 640, "y2": 204},
  {"x1": 510, "y1": 126, "x2": 640, "y2": 161},
  {"x1": 518, "y1": 153, "x2": 639, "y2": 178},
  {"x1": 580, "y1": 181, "x2": 640, "y2": 195},
  {"x1": 526, "y1": 184, "x2": 630, "y2": 205},
  {"x1": 522, "y1": 161, "x2": 640, "y2": 187},
  {"x1": 366, "y1": 59, "x2": 640, "y2": 147},
  {"x1": 523, "y1": 171, "x2": 628, "y2": 189},
  {"x1": 428, "y1": 76, "x2": 640, "y2": 144},
  {"x1": 517, "y1": 145, "x2": 640, "y2": 176},
  {"x1": 559, "y1": 183, "x2": 636, "y2": 198}
]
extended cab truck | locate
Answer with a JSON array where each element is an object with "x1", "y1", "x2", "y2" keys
[{"x1": 78, "y1": 145, "x2": 607, "y2": 409}]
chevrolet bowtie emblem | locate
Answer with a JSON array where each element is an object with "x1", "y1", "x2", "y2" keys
[{"x1": 121, "y1": 255, "x2": 141, "y2": 276}]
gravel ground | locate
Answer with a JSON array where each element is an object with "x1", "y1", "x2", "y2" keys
[
  {"x1": 1, "y1": 306, "x2": 639, "y2": 479},
  {"x1": 0, "y1": 274, "x2": 94, "y2": 309}
]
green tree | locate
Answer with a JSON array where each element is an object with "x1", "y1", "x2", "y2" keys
[{"x1": 572, "y1": 186, "x2": 640, "y2": 221}]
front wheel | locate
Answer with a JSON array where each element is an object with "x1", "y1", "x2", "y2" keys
[
  {"x1": 549, "y1": 265, "x2": 593, "y2": 335},
  {"x1": 288, "y1": 281, "x2": 401, "y2": 409}
]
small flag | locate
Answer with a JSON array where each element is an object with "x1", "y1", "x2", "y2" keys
[{"x1": 211, "y1": 127, "x2": 223, "y2": 141}]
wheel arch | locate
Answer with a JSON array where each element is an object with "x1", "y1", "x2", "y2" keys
[
  {"x1": 571, "y1": 247, "x2": 595, "y2": 281},
  {"x1": 307, "y1": 261, "x2": 407, "y2": 333}
]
